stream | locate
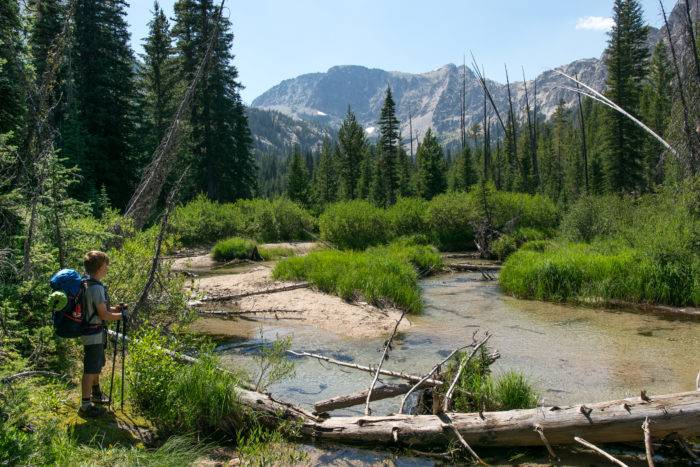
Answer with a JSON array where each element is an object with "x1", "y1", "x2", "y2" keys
[{"x1": 207, "y1": 271, "x2": 699, "y2": 464}]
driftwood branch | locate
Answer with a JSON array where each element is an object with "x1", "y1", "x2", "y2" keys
[
  {"x1": 440, "y1": 413, "x2": 485, "y2": 465},
  {"x1": 286, "y1": 350, "x2": 444, "y2": 386},
  {"x1": 315, "y1": 383, "x2": 414, "y2": 413},
  {"x1": 365, "y1": 311, "x2": 406, "y2": 415},
  {"x1": 533, "y1": 424, "x2": 557, "y2": 459},
  {"x1": 574, "y1": 437, "x2": 629, "y2": 467},
  {"x1": 1, "y1": 371, "x2": 64, "y2": 384},
  {"x1": 399, "y1": 345, "x2": 470, "y2": 414},
  {"x1": 196, "y1": 282, "x2": 310, "y2": 303},
  {"x1": 443, "y1": 332, "x2": 492, "y2": 412},
  {"x1": 642, "y1": 417, "x2": 655, "y2": 467}
]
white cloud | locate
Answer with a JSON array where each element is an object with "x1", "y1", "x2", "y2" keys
[
  {"x1": 364, "y1": 126, "x2": 376, "y2": 135},
  {"x1": 316, "y1": 110, "x2": 327, "y2": 116},
  {"x1": 575, "y1": 16, "x2": 615, "y2": 31}
]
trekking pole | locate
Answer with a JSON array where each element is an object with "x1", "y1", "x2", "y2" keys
[
  {"x1": 120, "y1": 305, "x2": 128, "y2": 411},
  {"x1": 108, "y1": 319, "x2": 120, "y2": 408}
]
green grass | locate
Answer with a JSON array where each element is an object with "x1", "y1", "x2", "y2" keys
[
  {"x1": 258, "y1": 245, "x2": 296, "y2": 261},
  {"x1": 211, "y1": 237, "x2": 258, "y2": 262},
  {"x1": 272, "y1": 241, "x2": 443, "y2": 313},
  {"x1": 500, "y1": 242, "x2": 700, "y2": 307},
  {"x1": 319, "y1": 200, "x2": 389, "y2": 250}
]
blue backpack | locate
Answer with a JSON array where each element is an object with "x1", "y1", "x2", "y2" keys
[{"x1": 49, "y1": 269, "x2": 102, "y2": 338}]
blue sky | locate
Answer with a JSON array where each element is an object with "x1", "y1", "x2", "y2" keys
[{"x1": 126, "y1": 0, "x2": 676, "y2": 104}]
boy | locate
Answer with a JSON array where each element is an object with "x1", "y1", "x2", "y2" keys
[{"x1": 80, "y1": 250, "x2": 127, "y2": 417}]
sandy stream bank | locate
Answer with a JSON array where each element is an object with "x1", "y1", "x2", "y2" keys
[{"x1": 174, "y1": 246, "x2": 410, "y2": 339}]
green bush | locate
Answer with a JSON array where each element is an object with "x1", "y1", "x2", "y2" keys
[
  {"x1": 386, "y1": 197, "x2": 429, "y2": 238},
  {"x1": 319, "y1": 200, "x2": 390, "y2": 250},
  {"x1": 211, "y1": 237, "x2": 258, "y2": 261},
  {"x1": 258, "y1": 245, "x2": 295, "y2": 261},
  {"x1": 560, "y1": 195, "x2": 627, "y2": 242},
  {"x1": 235, "y1": 198, "x2": 316, "y2": 243},
  {"x1": 272, "y1": 241, "x2": 443, "y2": 313},
  {"x1": 492, "y1": 228, "x2": 549, "y2": 260},
  {"x1": 172, "y1": 196, "x2": 316, "y2": 246},
  {"x1": 425, "y1": 192, "x2": 475, "y2": 251},
  {"x1": 171, "y1": 194, "x2": 240, "y2": 246}
]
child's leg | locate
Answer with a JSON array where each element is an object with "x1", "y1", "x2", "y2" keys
[{"x1": 82, "y1": 373, "x2": 96, "y2": 400}]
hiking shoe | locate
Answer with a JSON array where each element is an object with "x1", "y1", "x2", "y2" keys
[
  {"x1": 78, "y1": 403, "x2": 106, "y2": 418},
  {"x1": 91, "y1": 392, "x2": 110, "y2": 405}
]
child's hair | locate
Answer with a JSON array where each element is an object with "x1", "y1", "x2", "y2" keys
[{"x1": 84, "y1": 250, "x2": 110, "y2": 275}]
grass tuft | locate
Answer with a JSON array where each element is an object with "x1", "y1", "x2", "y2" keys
[
  {"x1": 211, "y1": 237, "x2": 258, "y2": 262},
  {"x1": 272, "y1": 241, "x2": 443, "y2": 313}
]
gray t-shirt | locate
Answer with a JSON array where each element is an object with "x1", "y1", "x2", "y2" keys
[{"x1": 81, "y1": 278, "x2": 107, "y2": 345}]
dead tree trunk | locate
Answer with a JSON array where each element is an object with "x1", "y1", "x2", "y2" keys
[{"x1": 304, "y1": 391, "x2": 700, "y2": 448}]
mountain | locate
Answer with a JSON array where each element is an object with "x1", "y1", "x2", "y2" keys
[
  {"x1": 246, "y1": 106, "x2": 334, "y2": 155},
  {"x1": 252, "y1": 0, "x2": 697, "y2": 146}
]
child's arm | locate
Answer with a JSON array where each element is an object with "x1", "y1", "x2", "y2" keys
[{"x1": 95, "y1": 302, "x2": 122, "y2": 321}]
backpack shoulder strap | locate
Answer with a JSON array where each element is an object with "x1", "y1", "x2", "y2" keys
[{"x1": 81, "y1": 278, "x2": 105, "y2": 324}]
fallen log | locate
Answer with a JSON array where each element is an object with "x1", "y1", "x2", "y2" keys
[
  {"x1": 303, "y1": 391, "x2": 700, "y2": 447},
  {"x1": 447, "y1": 263, "x2": 501, "y2": 273},
  {"x1": 197, "y1": 282, "x2": 310, "y2": 303},
  {"x1": 315, "y1": 383, "x2": 417, "y2": 413},
  {"x1": 287, "y1": 350, "x2": 444, "y2": 386}
]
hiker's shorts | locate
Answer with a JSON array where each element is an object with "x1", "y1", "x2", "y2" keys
[{"x1": 83, "y1": 343, "x2": 105, "y2": 374}]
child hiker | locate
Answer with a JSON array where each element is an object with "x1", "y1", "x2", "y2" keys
[{"x1": 80, "y1": 251, "x2": 128, "y2": 417}]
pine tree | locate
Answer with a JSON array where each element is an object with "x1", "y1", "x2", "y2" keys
[
  {"x1": 139, "y1": 1, "x2": 177, "y2": 154},
  {"x1": 640, "y1": 41, "x2": 672, "y2": 186},
  {"x1": 603, "y1": 0, "x2": 649, "y2": 193},
  {"x1": 356, "y1": 145, "x2": 374, "y2": 200},
  {"x1": 396, "y1": 146, "x2": 413, "y2": 197},
  {"x1": 173, "y1": 0, "x2": 256, "y2": 202},
  {"x1": 414, "y1": 129, "x2": 446, "y2": 199},
  {"x1": 374, "y1": 86, "x2": 401, "y2": 206},
  {"x1": 448, "y1": 144, "x2": 477, "y2": 191},
  {"x1": 337, "y1": 107, "x2": 365, "y2": 199},
  {"x1": 312, "y1": 141, "x2": 337, "y2": 207},
  {"x1": 287, "y1": 147, "x2": 310, "y2": 206},
  {"x1": 0, "y1": 0, "x2": 26, "y2": 142},
  {"x1": 64, "y1": 0, "x2": 135, "y2": 208}
]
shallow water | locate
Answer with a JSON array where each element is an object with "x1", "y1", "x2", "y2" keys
[{"x1": 216, "y1": 272, "x2": 699, "y2": 415}]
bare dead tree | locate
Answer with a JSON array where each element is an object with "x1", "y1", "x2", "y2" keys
[
  {"x1": 365, "y1": 311, "x2": 406, "y2": 415},
  {"x1": 130, "y1": 169, "x2": 189, "y2": 323},
  {"x1": 470, "y1": 52, "x2": 507, "y2": 133},
  {"x1": 125, "y1": 0, "x2": 226, "y2": 229},
  {"x1": 21, "y1": 0, "x2": 76, "y2": 278},
  {"x1": 683, "y1": 0, "x2": 700, "y2": 86},
  {"x1": 522, "y1": 67, "x2": 539, "y2": 187},
  {"x1": 460, "y1": 55, "x2": 467, "y2": 150},
  {"x1": 482, "y1": 94, "x2": 491, "y2": 181},
  {"x1": 504, "y1": 65, "x2": 518, "y2": 177},
  {"x1": 660, "y1": 0, "x2": 700, "y2": 174},
  {"x1": 575, "y1": 77, "x2": 590, "y2": 193}
]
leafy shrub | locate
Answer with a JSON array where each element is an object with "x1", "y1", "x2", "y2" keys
[
  {"x1": 425, "y1": 192, "x2": 475, "y2": 251},
  {"x1": 235, "y1": 198, "x2": 316, "y2": 243},
  {"x1": 273, "y1": 241, "x2": 443, "y2": 312},
  {"x1": 171, "y1": 194, "x2": 241, "y2": 246},
  {"x1": 211, "y1": 237, "x2": 258, "y2": 261},
  {"x1": 560, "y1": 195, "x2": 627, "y2": 242},
  {"x1": 491, "y1": 234, "x2": 518, "y2": 261},
  {"x1": 172, "y1": 196, "x2": 315, "y2": 246},
  {"x1": 386, "y1": 197, "x2": 429, "y2": 238},
  {"x1": 490, "y1": 191, "x2": 559, "y2": 232},
  {"x1": 492, "y1": 228, "x2": 549, "y2": 260},
  {"x1": 319, "y1": 200, "x2": 389, "y2": 250}
]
